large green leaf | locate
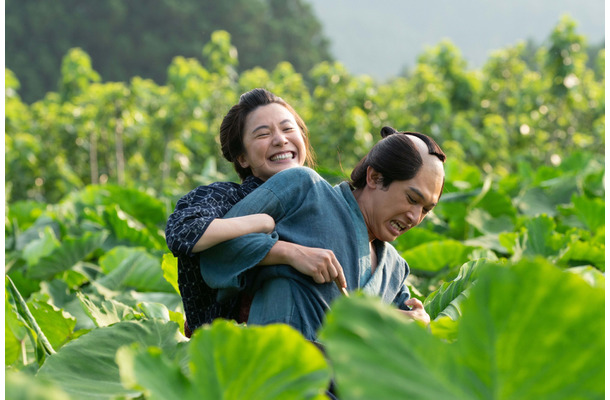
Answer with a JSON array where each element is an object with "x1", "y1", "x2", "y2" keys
[
  {"x1": 473, "y1": 189, "x2": 516, "y2": 219},
  {"x1": 559, "y1": 237, "x2": 605, "y2": 271},
  {"x1": 161, "y1": 252, "x2": 180, "y2": 294},
  {"x1": 27, "y1": 231, "x2": 108, "y2": 280},
  {"x1": 27, "y1": 298, "x2": 77, "y2": 351},
  {"x1": 566, "y1": 266, "x2": 605, "y2": 289},
  {"x1": 21, "y1": 226, "x2": 60, "y2": 267},
  {"x1": 36, "y1": 319, "x2": 184, "y2": 400},
  {"x1": 63, "y1": 184, "x2": 167, "y2": 228},
  {"x1": 77, "y1": 292, "x2": 142, "y2": 327},
  {"x1": 117, "y1": 319, "x2": 331, "y2": 400},
  {"x1": 401, "y1": 240, "x2": 474, "y2": 273},
  {"x1": 102, "y1": 204, "x2": 167, "y2": 250},
  {"x1": 424, "y1": 259, "x2": 490, "y2": 320},
  {"x1": 319, "y1": 258, "x2": 604, "y2": 399},
  {"x1": 6, "y1": 370, "x2": 71, "y2": 400},
  {"x1": 570, "y1": 194, "x2": 605, "y2": 233},
  {"x1": 97, "y1": 246, "x2": 174, "y2": 292}
]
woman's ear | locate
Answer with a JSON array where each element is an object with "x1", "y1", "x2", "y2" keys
[
  {"x1": 365, "y1": 166, "x2": 383, "y2": 189},
  {"x1": 237, "y1": 154, "x2": 249, "y2": 169}
]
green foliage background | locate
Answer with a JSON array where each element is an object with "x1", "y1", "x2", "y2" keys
[{"x1": 5, "y1": 15, "x2": 605, "y2": 400}]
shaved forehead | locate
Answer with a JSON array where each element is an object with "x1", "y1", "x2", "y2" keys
[{"x1": 407, "y1": 135, "x2": 445, "y2": 176}]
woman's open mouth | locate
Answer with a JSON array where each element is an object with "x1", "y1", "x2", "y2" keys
[{"x1": 270, "y1": 151, "x2": 296, "y2": 161}]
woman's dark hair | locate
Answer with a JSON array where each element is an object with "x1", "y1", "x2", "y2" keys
[
  {"x1": 219, "y1": 88, "x2": 315, "y2": 180},
  {"x1": 350, "y1": 126, "x2": 446, "y2": 191}
]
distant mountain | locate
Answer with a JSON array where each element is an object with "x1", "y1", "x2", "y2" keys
[{"x1": 306, "y1": 0, "x2": 604, "y2": 80}]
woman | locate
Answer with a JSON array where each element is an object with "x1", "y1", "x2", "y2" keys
[
  {"x1": 200, "y1": 127, "x2": 446, "y2": 341},
  {"x1": 166, "y1": 88, "x2": 345, "y2": 336}
]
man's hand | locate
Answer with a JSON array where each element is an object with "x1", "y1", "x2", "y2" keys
[
  {"x1": 262, "y1": 241, "x2": 347, "y2": 289},
  {"x1": 399, "y1": 298, "x2": 431, "y2": 325}
]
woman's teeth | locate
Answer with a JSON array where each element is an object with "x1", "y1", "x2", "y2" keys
[
  {"x1": 391, "y1": 220, "x2": 406, "y2": 232},
  {"x1": 270, "y1": 152, "x2": 294, "y2": 161}
]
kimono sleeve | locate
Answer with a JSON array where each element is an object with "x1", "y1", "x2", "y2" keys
[{"x1": 198, "y1": 186, "x2": 286, "y2": 296}]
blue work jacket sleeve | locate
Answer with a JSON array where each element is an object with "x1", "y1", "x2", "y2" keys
[{"x1": 198, "y1": 183, "x2": 289, "y2": 298}]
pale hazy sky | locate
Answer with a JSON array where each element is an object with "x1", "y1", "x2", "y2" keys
[{"x1": 307, "y1": 0, "x2": 605, "y2": 79}]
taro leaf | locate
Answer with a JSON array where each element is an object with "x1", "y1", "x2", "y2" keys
[
  {"x1": 6, "y1": 276, "x2": 56, "y2": 360},
  {"x1": 37, "y1": 319, "x2": 184, "y2": 400},
  {"x1": 429, "y1": 315, "x2": 459, "y2": 342},
  {"x1": 319, "y1": 258, "x2": 604, "y2": 400},
  {"x1": 570, "y1": 194, "x2": 605, "y2": 233},
  {"x1": 559, "y1": 239, "x2": 605, "y2": 271},
  {"x1": 473, "y1": 189, "x2": 516, "y2": 219},
  {"x1": 567, "y1": 266, "x2": 605, "y2": 288},
  {"x1": 424, "y1": 259, "x2": 490, "y2": 320},
  {"x1": 14, "y1": 215, "x2": 60, "y2": 252},
  {"x1": 516, "y1": 187, "x2": 557, "y2": 217},
  {"x1": 401, "y1": 240, "x2": 474, "y2": 273},
  {"x1": 137, "y1": 301, "x2": 171, "y2": 321},
  {"x1": 521, "y1": 214, "x2": 561, "y2": 258},
  {"x1": 77, "y1": 292, "x2": 142, "y2": 327},
  {"x1": 6, "y1": 200, "x2": 47, "y2": 232},
  {"x1": 393, "y1": 228, "x2": 447, "y2": 253},
  {"x1": 134, "y1": 302, "x2": 186, "y2": 334},
  {"x1": 161, "y1": 252, "x2": 180, "y2": 294},
  {"x1": 117, "y1": 319, "x2": 331, "y2": 400},
  {"x1": 6, "y1": 290, "x2": 27, "y2": 366},
  {"x1": 27, "y1": 231, "x2": 108, "y2": 280},
  {"x1": 6, "y1": 370, "x2": 72, "y2": 400},
  {"x1": 22, "y1": 226, "x2": 60, "y2": 267},
  {"x1": 64, "y1": 184, "x2": 167, "y2": 227},
  {"x1": 102, "y1": 204, "x2": 165, "y2": 250},
  {"x1": 97, "y1": 246, "x2": 174, "y2": 293},
  {"x1": 434, "y1": 201, "x2": 469, "y2": 240},
  {"x1": 27, "y1": 299, "x2": 77, "y2": 351},
  {"x1": 465, "y1": 208, "x2": 514, "y2": 235}
]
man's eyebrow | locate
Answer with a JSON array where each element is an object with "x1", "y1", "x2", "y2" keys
[{"x1": 409, "y1": 186, "x2": 437, "y2": 207}]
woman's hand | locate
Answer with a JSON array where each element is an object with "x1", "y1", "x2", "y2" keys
[
  {"x1": 399, "y1": 298, "x2": 431, "y2": 325},
  {"x1": 262, "y1": 241, "x2": 347, "y2": 289}
]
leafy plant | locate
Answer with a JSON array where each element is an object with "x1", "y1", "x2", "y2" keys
[{"x1": 319, "y1": 258, "x2": 604, "y2": 399}]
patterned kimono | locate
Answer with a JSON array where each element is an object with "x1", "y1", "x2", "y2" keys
[{"x1": 165, "y1": 175, "x2": 263, "y2": 331}]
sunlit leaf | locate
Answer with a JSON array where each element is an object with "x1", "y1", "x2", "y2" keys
[
  {"x1": 118, "y1": 319, "x2": 331, "y2": 400},
  {"x1": 6, "y1": 370, "x2": 71, "y2": 400},
  {"x1": 27, "y1": 299, "x2": 76, "y2": 351},
  {"x1": 27, "y1": 231, "x2": 108, "y2": 280},
  {"x1": 97, "y1": 246, "x2": 174, "y2": 292},
  {"x1": 401, "y1": 240, "x2": 474, "y2": 273},
  {"x1": 424, "y1": 259, "x2": 491, "y2": 320},
  {"x1": 77, "y1": 292, "x2": 142, "y2": 327},
  {"x1": 320, "y1": 258, "x2": 604, "y2": 399},
  {"x1": 161, "y1": 252, "x2": 180, "y2": 294},
  {"x1": 37, "y1": 319, "x2": 184, "y2": 400}
]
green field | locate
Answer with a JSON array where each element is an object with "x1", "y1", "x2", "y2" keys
[{"x1": 5, "y1": 17, "x2": 605, "y2": 399}]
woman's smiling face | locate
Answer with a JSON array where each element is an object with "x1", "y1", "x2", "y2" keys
[{"x1": 238, "y1": 103, "x2": 307, "y2": 181}]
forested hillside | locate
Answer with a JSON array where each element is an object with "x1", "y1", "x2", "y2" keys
[
  {"x1": 5, "y1": 0, "x2": 332, "y2": 103},
  {"x1": 5, "y1": 15, "x2": 605, "y2": 399}
]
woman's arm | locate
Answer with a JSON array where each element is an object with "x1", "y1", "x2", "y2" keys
[
  {"x1": 192, "y1": 214, "x2": 275, "y2": 252},
  {"x1": 166, "y1": 181, "x2": 259, "y2": 256}
]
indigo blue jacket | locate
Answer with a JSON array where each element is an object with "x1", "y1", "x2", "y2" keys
[{"x1": 200, "y1": 167, "x2": 411, "y2": 341}]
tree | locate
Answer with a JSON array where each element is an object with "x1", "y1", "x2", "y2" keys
[{"x1": 6, "y1": 0, "x2": 332, "y2": 103}]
